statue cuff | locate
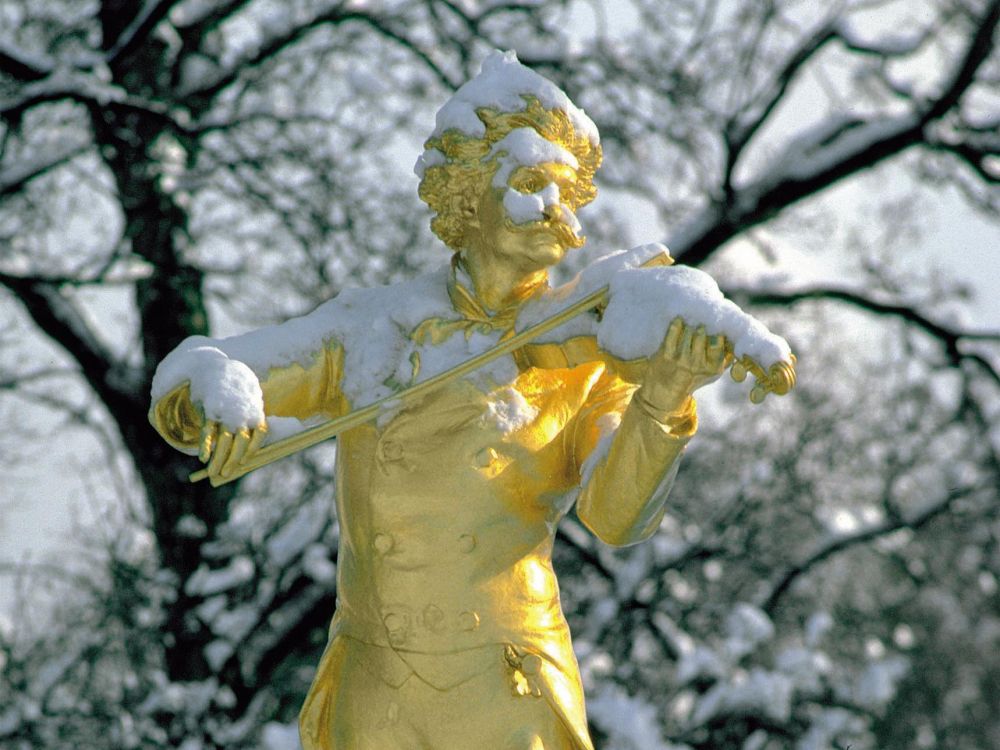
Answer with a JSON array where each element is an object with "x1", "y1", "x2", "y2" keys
[{"x1": 632, "y1": 391, "x2": 698, "y2": 436}]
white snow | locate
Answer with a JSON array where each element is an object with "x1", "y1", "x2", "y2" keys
[
  {"x1": 185, "y1": 555, "x2": 255, "y2": 597},
  {"x1": 854, "y1": 656, "x2": 909, "y2": 708},
  {"x1": 776, "y1": 646, "x2": 831, "y2": 693},
  {"x1": 152, "y1": 344, "x2": 265, "y2": 436},
  {"x1": 204, "y1": 640, "x2": 234, "y2": 672},
  {"x1": 259, "y1": 721, "x2": 302, "y2": 750},
  {"x1": 302, "y1": 544, "x2": 336, "y2": 584},
  {"x1": 483, "y1": 385, "x2": 539, "y2": 433},
  {"x1": 725, "y1": 603, "x2": 775, "y2": 659},
  {"x1": 587, "y1": 683, "x2": 684, "y2": 750},
  {"x1": 804, "y1": 611, "x2": 833, "y2": 647},
  {"x1": 211, "y1": 604, "x2": 259, "y2": 642},
  {"x1": 501, "y1": 181, "x2": 582, "y2": 234},
  {"x1": 266, "y1": 501, "x2": 329, "y2": 568},
  {"x1": 599, "y1": 264, "x2": 793, "y2": 365},
  {"x1": 676, "y1": 645, "x2": 726, "y2": 685},
  {"x1": 424, "y1": 49, "x2": 598, "y2": 145},
  {"x1": 691, "y1": 668, "x2": 794, "y2": 725},
  {"x1": 151, "y1": 266, "x2": 456, "y2": 432},
  {"x1": 488, "y1": 127, "x2": 580, "y2": 188}
]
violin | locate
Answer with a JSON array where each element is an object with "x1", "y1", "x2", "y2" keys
[{"x1": 191, "y1": 244, "x2": 795, "y2": 486}]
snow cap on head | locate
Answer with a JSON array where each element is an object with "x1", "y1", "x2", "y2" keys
[
  {"x1": 434, "y1": 50, "x2": 598, "y2": 143},
  {"x1": 415, "y1": 50, "x2": 602, "y2": 250},
  {"x1": 417, "y1": 50, "x2": 599, "y2": 178}
]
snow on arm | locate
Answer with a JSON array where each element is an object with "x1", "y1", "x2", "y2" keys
[
  {"x1": 150, "y1": 265, "x2": 455, "y2": 430},
  {"x1": 598, "y1": 264, "x2": 793, "y2": 367},
  {"x1": 516, "y1": 242, "x2": 675, "y2": 343}
]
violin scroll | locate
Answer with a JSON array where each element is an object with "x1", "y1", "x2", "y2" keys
[{"x1": 729, "y1": 352, "x2": 797, "y2": 404}]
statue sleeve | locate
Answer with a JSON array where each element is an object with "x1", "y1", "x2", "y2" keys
[
  {"x1": 572, "y1": 371, "x2": 697, "y2": 547},
  {"x1": 150, "y1": 340, "x2": 348, "y2": 455}
]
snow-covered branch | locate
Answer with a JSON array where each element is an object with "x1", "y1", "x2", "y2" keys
[
  {"x1": 181, "y1": 7, "x2": 458, "y2": 102},
  {"x1": 760, "y1": 482, "x2": 987, "y2": 613},
  {"x1": 0, "y1": 68, "x2": 185, "y2": 132},
  {"x1": 0, "y1": 43, "x2": 51, "y2": 82},
  {"x1": 736, "y1": 285, "x2": 1000, "y2": 385},
  {"x1": 0, "y1": 272, "x2": 140, "y2": 415},
  {"x1": 104, "y1": 0, "x2": 183, "y2": 63},
  {"x1": 724, "y1": 20, "x2": 839, "y2": 184},
  {"x1": 674, "y1": 0, "x2": 1000, "y2": 266},
  {"x1": 0, "y1": 144, "x2": 91, "y2": 198}
]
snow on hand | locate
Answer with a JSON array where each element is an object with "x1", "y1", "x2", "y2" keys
[{"x1": 599, "y1": 259, "x2": 792, "y2": 366}]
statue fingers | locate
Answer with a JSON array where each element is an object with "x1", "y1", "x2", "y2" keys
[
  {"x1": 207, "y1": 428, "x2": 235, "y2": 479},
  {"x1": 690, "y1": 326, "x2": 708, "y2": 366},
  {"x1": 246, "y1": 422, "x2": 268, "y2": 457},
  {"x1": 678, "y1": 322, "x2": 695, "y2": 364},
  {"x1": 661, "y1": 317, "x2": 685, "y2": 359},
  {"x1": 221, "y1": 427, "x2": 252, "y2": 478},
  {"x1": 199, "y1": 421, "x2": 219, "y2": 464},
  {"x1": 707, "y1": 335, "x2": 731, "y2": 373}
]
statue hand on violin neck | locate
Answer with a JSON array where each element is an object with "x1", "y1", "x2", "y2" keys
[{"x1": 638, "y1": 317, "x2": 733, "y2": 416}]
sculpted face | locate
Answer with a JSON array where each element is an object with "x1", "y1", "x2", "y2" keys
[{"x1": 472, "y1": 161, "x2": 585, "y2": 273}]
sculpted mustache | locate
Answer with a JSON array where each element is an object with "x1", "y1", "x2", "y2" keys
[{"x1": 506, "y1": 217, "x2": 585, "y2": 249}]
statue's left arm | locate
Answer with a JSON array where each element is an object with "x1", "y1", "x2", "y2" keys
[{"x1": 574, "y1": 319, "x2": 729, "y2": 546}]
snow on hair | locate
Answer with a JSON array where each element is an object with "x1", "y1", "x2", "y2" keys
[{"x1": 418, "y1": 96, "x2": 602, "y2": 251}]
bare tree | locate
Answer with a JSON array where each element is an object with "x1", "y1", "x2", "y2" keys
[{"x1": 0, "y1": 1, "x2": 997, "y2": 748}]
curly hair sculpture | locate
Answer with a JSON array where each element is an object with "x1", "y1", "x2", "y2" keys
[{"x1": 418, "y1": 96, "x2": 602, "y2": 250}]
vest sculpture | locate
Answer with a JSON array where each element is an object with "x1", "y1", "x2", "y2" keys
[{"x1": 149, "y1": 51, "x2": 795, "y2": 750}]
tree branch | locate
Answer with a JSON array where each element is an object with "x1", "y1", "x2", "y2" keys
[
  {"x1": 724, "y1": 20, "x2": 839, "y2": 187},
  {"x1": 0, "y1": 145, "x2": 91, "y2": 199},
  {"x1": 105, "y1": 0, "x2": 185, "y2": 64},
  {"x1": 183, "y1": 8, "x2": 457, "y2": 102},
  {"x1": 735, "y1": 286, "x2": 1000, "y2": 385},
  {"x1": 0, "y1": 44, "x2": 50, "y2": 82},
  {"x1": 760, "y1": 482, "x2": 987, "y2": 613},
  {"x1": 673, "y1": 0, "x2": 1000, "y2": 266},
  {"x1": 923, "y1": 0, "x2": 1000, "y2": 122},
  {"x1": 0, "y1": 272, "x2": 140, "y2": 418}
]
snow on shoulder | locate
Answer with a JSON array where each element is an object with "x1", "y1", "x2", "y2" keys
[{"x1": 150, "y1": 265, "x2": 455, "y2": 432}]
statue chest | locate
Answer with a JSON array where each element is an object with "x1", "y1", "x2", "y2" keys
[{"x1": 333, "y1": 361, "x2": 606, "y2": 564}]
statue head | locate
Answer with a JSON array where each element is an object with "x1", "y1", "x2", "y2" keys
[{"x1": 415, "y1": 51, "x2": 602, "y2": 256}]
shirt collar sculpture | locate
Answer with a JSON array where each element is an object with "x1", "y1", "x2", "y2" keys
[{"x1": 149, "y1": 50, "x2": 795, "y2": 750}]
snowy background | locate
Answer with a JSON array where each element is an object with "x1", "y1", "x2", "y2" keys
[{"x1": 1, "y1": 1, "x2": 998, "y2": 749}]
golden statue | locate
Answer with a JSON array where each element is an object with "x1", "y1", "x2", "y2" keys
[{"x1": 150, "y1": 51, "x2": 794, "y2": 749}]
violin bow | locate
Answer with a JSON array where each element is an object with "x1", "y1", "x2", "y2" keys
[{"x1": 190, "y1": 253, "x2": 795, "y2": 486}]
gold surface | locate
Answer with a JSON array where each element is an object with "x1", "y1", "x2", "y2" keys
[{"x1": 151, "y1": 94, "x2": 796, "y2": 748}]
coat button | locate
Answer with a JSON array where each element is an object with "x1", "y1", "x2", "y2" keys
[
  {"x1": 383, "y1": 613, "x2": 404, "y2": 632},
  {"x1": 373, "y1": 533, "x2": 394, "y2": 554},
  {"x1": 458, "y1": 611, "x2": 480, "y2": 631},
  {"x1": 458, "y1": 533, "x2": 477, "y2": 553},
  {"x1": 520, "y1": 653, "x2": 543, "y2": 676},
  {"x1": 383, "y1": 613, "x2": 408, "y2": 646},
  {"x1": 475, "y1": 447, "x2": 498, "y2": 468},
  {"x1": 380, "y1": 440, "x2": 403, "y2": 461},
  {"x1": 422, "y1": 604, "x2": 445, "y2": 632}
]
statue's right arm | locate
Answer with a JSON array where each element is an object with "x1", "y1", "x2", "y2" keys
[{"x1": 149, "y1": 332, "x2": 347, "y2": 481}]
